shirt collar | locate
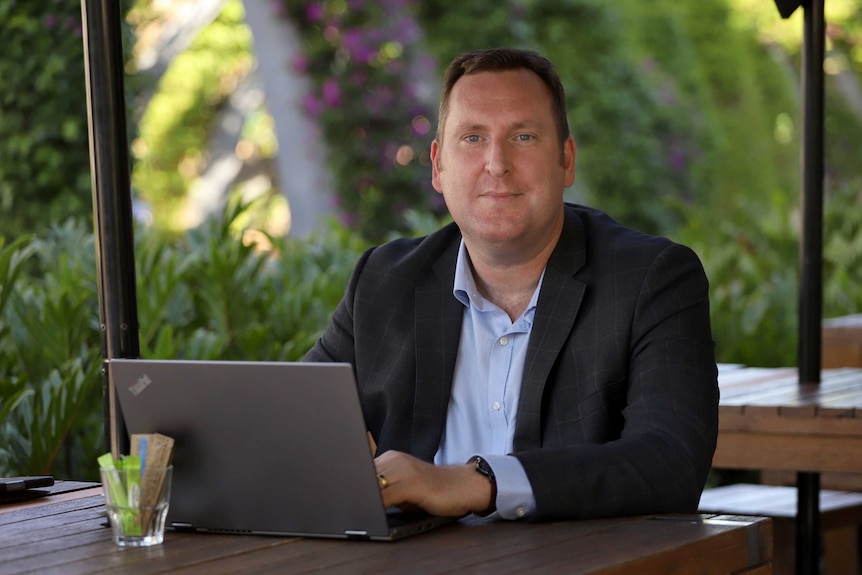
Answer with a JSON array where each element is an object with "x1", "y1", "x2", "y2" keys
[
  {"x1": 452, "y1": 239, "x2": 545, "y2": 319},
  {"x1": 453, "y1": 239, "x2": 479, "y2": 308}
]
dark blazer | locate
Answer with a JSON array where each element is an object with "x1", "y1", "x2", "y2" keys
[{"x1": 305, "y1": 203, "x2": 718, "y2": 521}]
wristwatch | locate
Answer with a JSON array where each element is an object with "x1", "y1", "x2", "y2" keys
[{"x1": 469, "y1": 456, "x2": 497, "y2": 516}]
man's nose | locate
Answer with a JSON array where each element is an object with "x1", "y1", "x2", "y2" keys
[{"x1": 485, "y1": 140, "x2": 512, "y2": 177}]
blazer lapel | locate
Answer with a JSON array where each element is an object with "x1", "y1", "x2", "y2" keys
[
  {"x1": 412, "y1": 240, "x2": 462, "y2": 461},
  {"x1": 514, "y1": 206, "x2": 588, "y2": 451}
]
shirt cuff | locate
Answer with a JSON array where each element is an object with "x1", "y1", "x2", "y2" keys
[{"x1": 475, "y1": 453, "x2": 536, "y2": 520}]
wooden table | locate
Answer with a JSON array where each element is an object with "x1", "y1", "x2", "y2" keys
[
  {"x1": 715, "y1": 367, "x2": 862, "y2": 474},
  {"x1": 0, "y1": 486, "x2": 771, "y2": 574},
  {"x1": 714, "y1": 366, "x2": 862, "y2": 574},
  {"x1": 823, "y1": 314, "x2": 862, "y2": 369}
]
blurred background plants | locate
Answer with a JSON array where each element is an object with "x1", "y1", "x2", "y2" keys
[
  {"x1": 1, "y1": 0, "x2": 861, "y2": 479},
  {"x1": 0, "y1": 0, "x2": 91, "y2": 241},
  {"x1": 0, "y1": 203, "x2": 368, "y2": 479},
  {"x1": 277, "y1": 0, "x2": 443, "y2": 242}
]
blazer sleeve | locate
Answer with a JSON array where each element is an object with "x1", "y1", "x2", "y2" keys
[
  {"x1": 515, "y1": 242, "x2": 719, "y2": 520},
  {"x1": 303, "y1": 247, "x2": 372, "y2": 366}
]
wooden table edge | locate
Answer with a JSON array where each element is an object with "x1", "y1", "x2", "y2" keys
[{"x1": 0, "y1": 485, "x2": 103, "y2": 515}]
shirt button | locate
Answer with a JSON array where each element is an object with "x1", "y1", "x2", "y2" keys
[
  {"x1": 492, "y1": 401, "x2": 502, "y2": 411},
  {"x1": 516, "y1": 507, "x2": 526, "y2": 517},
  {"x1": 500, "y1": 336, "x2": 509, "y2": 346}
]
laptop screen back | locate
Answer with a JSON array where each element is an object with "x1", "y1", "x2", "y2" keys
[{"x1": 110, "y1": 359, "x2": 391, "y2": 538}]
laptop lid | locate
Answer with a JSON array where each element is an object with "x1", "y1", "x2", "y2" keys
[{"x1": 110, "y1": 359, "x2": 445, "y2": 541}]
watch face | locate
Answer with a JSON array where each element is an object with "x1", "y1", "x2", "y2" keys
[{"x1": 474, "y1": 456, "x2": 495, "y2": 481}]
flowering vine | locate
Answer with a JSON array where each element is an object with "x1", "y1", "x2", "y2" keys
[{"x1": 273, "y1": 0, "x2": 443, "y2": 241}]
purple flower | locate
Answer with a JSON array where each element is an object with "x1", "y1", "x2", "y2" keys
[
  {"x1": 291, "y1": 54, "x2": 309, "y2": 74},
  {"x1": 342, "y1": 28, "x2": 376, "y2": 64},
  {"x1": 352, "y1": 71, "x2": 369, "y2": 86},
  {"x1": 385, "y1": 59, "x2": 404, "y2": 75},
  {"x1": 393, "y1": 17, "x2": 420, "y2": 44},
  {"x1": 416, "y1": 54, "x2": 437, "y2": 75},
  {"x1": 381, "y1": 0, "x2": 410, "y2": 11},
  {"x1": 322, "y1": 79, "x2": 341, "y2": 106},
  {"x1": 44, "y1": 14, "x2": 58, "y2": 29},
  {"x1": 302, "y1": 93, "x2": 324, "y2": 118},
  {"x1": 364, "y1": 87, "x2": 393, "y2": 115},
  {"x1": 668, "y1": 146, "x2": 688, "y2": 173},
  {"x1": 306, "y1": 2, "x2": 324, "y2": 22}
]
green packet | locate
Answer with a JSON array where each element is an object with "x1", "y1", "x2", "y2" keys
[{"x1": 98, "y1": 452, "x2": 143, "y2": 535}]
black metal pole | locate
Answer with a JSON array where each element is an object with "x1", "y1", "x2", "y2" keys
[
  {"x1": 798, "y1": 0, "x2": 825, "y2": 384},
  {"x1": 796, "y1": 0, "x2": 825, "y2": 573},
  {"x1": 80, "y1": 0, "x2": 140, "y2": 458}
]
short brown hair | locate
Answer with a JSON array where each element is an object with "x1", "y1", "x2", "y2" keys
[{"x1": 436, "y1": 47, "x2": 571, "y2": 149}]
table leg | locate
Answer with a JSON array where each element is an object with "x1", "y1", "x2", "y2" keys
[{"x1": 797, "y1": 472, "x2": 821, "y2": 575}]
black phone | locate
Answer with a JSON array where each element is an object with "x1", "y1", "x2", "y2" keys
[{"x1": 0, "y1": 476, "x2": 55, "y2": 493}]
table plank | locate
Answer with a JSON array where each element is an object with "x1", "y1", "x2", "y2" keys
[
  {"x1": 455, "y1": 516, "x2": 770, "y2": 575},
  {"x1": 715, "y1": 430, "x2": 862, "y2": 473},
  {"x1": 79, "y1": 516, "x2": 767, "y2": 575},
  {"x1": 0, "y1": 491, "x2": 771, "y2": 575},
  {"x1": 719, "y1": 371, "x2": 862, "y2": 408},
  {"x1": 719, "y1": 408, "x2": 862, "y2": 436}
]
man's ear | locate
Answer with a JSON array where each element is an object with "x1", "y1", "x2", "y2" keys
[
  {"x1": 430, "y1": 139, "x2": 443, "y2": 194},
  {"x1": 564, "y1": 136, "x2": 576, "y2": 188}
]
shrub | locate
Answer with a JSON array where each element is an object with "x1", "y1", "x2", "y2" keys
[
  {"x1": 275, "y1": 0, "x2": 443, "y2": 242},
  {"x1": 0, "y1": 202, "x2": 368, "y2": 479},
  {"x1": 0, "y1": 0, "x2": 92, "y2": 241}
]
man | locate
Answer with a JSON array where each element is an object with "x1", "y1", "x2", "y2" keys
[{"x1": 304, "y1": 47, "x2": 718, "y2": 521}]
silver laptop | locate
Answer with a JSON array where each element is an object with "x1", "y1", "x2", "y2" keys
[{"x1": 110, "y1": 359, "x2": 453, "y2": 541}]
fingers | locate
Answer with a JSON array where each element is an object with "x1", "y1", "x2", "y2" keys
[
  {"x1": 374, "y1": 451, "x2": 409, "y2": 503},
  {"x1": 373, "y1": 451, "x2": 486, "y2": 517},
  {"x1": 374, "y1": 451, "x2": 423, "y2": 510},
  {"x1": 376, "y1": 473, "x2": 389, "y2": 490}
]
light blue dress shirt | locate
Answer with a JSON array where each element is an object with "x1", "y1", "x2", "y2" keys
[{"x1": 433, "y1": 240, "x2": 540, "y2": 519}]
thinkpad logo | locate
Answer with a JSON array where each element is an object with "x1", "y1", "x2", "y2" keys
[{"x1": 129, "y1": 374, "x2": 152, "y2": 396}]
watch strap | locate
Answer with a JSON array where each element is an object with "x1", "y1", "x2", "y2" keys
[{"x1": 469, "y1": 456, "x2": 497, "y2": 516}]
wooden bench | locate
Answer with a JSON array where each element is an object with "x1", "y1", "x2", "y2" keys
[{"x1": 699, "y1": 483, "x2": 862, "y2": 575}]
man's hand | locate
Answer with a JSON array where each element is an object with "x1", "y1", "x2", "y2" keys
[{"x1": 374, "y1": 450, "x2": 493, "y2": 517}]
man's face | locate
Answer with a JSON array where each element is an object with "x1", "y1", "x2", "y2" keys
[{"x1": 431, "y1": 69, "x2": 575, "y2": 258}]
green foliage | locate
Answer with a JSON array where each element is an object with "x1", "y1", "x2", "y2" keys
[
  {"x1": 1, "y1": 222, "x2": 103, "y2": 479},
  {"x1": 0, "y1": 0, "x2": 92, "y2": 241},
  {"x1": 525, "y1": 0, "x2": 690, "y2": 234},
  {"x1": 135, "y1": 197, "x2": 368, "y2": 361},
  {"x1": 0, "y1": 202, "x2": 369, "y2": 479},
  {"x1": 677, "y1": 197, "x2": 799, "y2": 366},
  {"x1": 823, "y1": 184, "x2": 862, "y2": 317},
  {"x1": 416, "y1": 0, "x2": 521, "y2": 65},
  {"x1": 0, "y1": 236, "x2": 36, "y2": 428}
]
